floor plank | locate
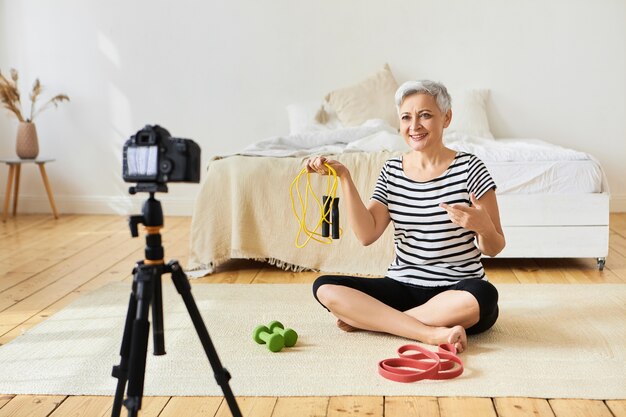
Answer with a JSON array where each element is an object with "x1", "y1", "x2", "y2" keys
[
  {"x1": 493, "y1": 397, "x2": 555, "y2": 417},
  {"x1": 610, "y1": 231, "x2": 626, "y2": 260},
  {"x1": 214, "y1": 396, "x2": 276, "y2": 417},
  {"x1": 158, "y1": 396, "x2": 222, "y2": 417},
  {"x1": 194, "y1": 259, "x2": 264, "y2": 284},
  {"x1": 385, "y1": 396, "x2": 440, "y2": 417},
  {"x1": 606, "y1": 247, "x2": 626, "y2": 282},
  {"x1": 549, "y1": 399, "x2": 614, "y2": 417},
  {"x1": 0, "y1": 396, "x2": 14, "y2": 410},
  {"x1": 0, "y1": 395, "x2": 65, "y2": 417},
  {"x1": 253, "y1": 267, "x2": 319, "y2": 284},
  {"x1": 483, "y1": 259, "x2": 521, "y2": 283},
  {"x1": 548, "y1": 257, "x2": 622, "y2": 283},
  {"x1": 606, "y1": 400, "x2": 626, "y2": 417},
  {"x1": 47, "y1": 396, "x2": 112, "y2": 417},
  {"x1": 610, "y1": 213, "x2": 626, "y2": 238},
  {"x1": 438, "y1": 397, "x2": 497, "y2": 417},
  {"x1": 326, "y1": 396, "x2": 383, "y2": 417},
  {"x1": 129, "y1": 396, "x2": 171, "y2": 417},
  {"x1": 271, "y1": 397, "x2": 329, "y2": 417},
  {"x1": 0, "y1": 214, "x2": 55, "y2": 238},
  {"x1": 100, "y1": 396, "x2": 170, "y2": 417},
  {"x1": 510, "y1": 259, "x2": 569, "y2": 283}
]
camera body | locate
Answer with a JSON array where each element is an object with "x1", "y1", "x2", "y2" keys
[{"x1": 122, "y1": 125, "x2": 201, "y2": 185}]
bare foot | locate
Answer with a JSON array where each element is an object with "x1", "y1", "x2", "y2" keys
[
  {"x1": 336, "y1": 319, "x2": 358, "y2": 332},
  {"x1": 431, "y1": 325, "x2": 467, "y2": 353}
]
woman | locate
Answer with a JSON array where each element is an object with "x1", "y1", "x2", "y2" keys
[{"x1": 307, "y1": 80, "x2": 505, "y2": 353}]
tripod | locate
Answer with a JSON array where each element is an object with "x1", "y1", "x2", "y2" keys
[{"x1": 111, "y1": 188, "x2": 242, "y2": 417}]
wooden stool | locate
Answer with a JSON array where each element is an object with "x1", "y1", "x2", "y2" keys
[{"x1": 1, "y1": 158, "x2": 59, "y2": 221}]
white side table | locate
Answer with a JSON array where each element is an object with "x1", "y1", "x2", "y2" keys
[{"x1": 1, "y1": 158, "x2": 59, "y2": 221}]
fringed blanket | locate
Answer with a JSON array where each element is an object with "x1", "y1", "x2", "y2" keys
[{"x1": 188, "y1": 151, "x2": 400, "y2": 277}]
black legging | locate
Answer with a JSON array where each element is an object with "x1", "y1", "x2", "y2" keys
[{"x1": 313, "y1": 275, "x2": 498, "y2": 335}]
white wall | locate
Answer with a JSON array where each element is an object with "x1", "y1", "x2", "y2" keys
[{"x1": 1, "y1": 0, "x2": 625, "y2": 215}]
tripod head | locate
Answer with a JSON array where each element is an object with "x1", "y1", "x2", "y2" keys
[
  {"x1": 128, "y1": 183, "x2": 168, "y2": 195},
  {"x1": 128, "y1": 184, "x2": 166, "y2": 262},
  {"x1": 128, "y1": 182, "x2": 166, "y2": 234}
]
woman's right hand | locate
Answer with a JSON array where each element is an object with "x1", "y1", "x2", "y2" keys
[{"x1": 306, "y1": 156, "x2": 349, "y2": 178}]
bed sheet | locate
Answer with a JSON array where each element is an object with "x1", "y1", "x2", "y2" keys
[
  {"x1": 485, "y1": 160, "x2": 603, "y2": 194},
  {"x1": 443, "y1": 136, "x2": 606, "y2": 194}
]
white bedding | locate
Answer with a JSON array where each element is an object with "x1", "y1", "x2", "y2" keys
[
  {"x1": 444, "y1": 134, "x2": 591, "y2": 161},
  {"x1": 486, "y1": 160, "x2": 604, "y2": 194},
  {"x1": 239, "y1": 119, "x2": 407, "y2": 157},
  {"x1": 445, "y1": 135, "x2": 608, "y2": 194},
  {"x1": 236, "y1": 120, "x2": 607, "y2": 195}
]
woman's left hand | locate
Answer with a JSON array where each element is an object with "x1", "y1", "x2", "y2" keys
[{"x1": 439, "y1": 193, "x2": 493, "y2": 235}]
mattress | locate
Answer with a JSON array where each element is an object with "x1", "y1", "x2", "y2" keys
[
  {"x1": 485, "y1": 159, "x2": 604, "y2": 194},
  {"x1": 446, "y1": 137, "x2": 606, "y2": 194}
]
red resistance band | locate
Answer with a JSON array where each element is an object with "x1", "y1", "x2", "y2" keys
[{"x1": 378, "y1": 343, "x2": 464, "y2": 383}]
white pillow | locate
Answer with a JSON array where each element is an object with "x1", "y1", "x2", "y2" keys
[
  {"x1": 286, "y1": 101, "x2": 342, "y2": 135},
  {"x1": 445, "y1": 89, "x2": 494, "y2": 139}
]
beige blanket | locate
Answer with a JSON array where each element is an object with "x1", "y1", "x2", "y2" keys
[{"x1": 189, "y1": 151, "x2": 404, "y2": 276}]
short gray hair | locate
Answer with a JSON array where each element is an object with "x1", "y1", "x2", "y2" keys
[{"x1": 395, "y1": 80, "x2": 452, "y2": 114}]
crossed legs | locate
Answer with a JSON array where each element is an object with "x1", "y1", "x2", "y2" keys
[
  {"x1": 313, "y1": 275, "x2": 501, "y2": 353},
  {"x1": 315, "y1": 284, "x2": 478, "y2": 352}
]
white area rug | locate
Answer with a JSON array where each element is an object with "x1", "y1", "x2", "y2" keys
[{"x1": 0, "y1": 283, "x2": 624, "y2": 399}]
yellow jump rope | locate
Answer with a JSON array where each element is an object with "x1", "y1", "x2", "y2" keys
[{"x1": 290, "y1": 163, "x2": 342, "y2": 248}]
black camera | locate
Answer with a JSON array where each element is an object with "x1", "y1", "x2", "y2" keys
[{"x1": 122, "y1": 125, "x2": 201, "y2": 185}]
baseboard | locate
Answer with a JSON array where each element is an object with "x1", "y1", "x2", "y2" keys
[{"x1": 2, "y1": 194, "x2": 196, "y2": 216}]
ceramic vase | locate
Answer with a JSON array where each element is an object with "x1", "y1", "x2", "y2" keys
[{"x1": 16, "y1": 121, "x2": 39, "y2": 159}]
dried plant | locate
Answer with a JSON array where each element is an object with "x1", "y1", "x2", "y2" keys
[{"x1": 0, "y1": 68, "x2": 70, "y2": 123}]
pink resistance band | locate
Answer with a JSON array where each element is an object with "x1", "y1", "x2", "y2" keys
[{"x1": 378, "y1": 343, "x2": 464, "y2": 382}]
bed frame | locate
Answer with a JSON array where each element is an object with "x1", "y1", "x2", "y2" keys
[{"x1": 496, "y1": 193, "x2": 609, "y2": 269}]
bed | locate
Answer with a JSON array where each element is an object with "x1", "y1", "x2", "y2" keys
[
  {"x1": 187, "y1": 66, "x2": 609, "y2": 276},
  {"x1": 446, "y1": 135, "x2": 609, "y2": 268}
]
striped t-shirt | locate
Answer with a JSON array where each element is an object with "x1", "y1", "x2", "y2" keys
[{"x1": 371, "y1": 152, "x2": 496, "y2": 287}]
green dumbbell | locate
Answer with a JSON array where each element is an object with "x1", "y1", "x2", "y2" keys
[
  {"x1": 253, "y1": 325, "x2": 284, "y2": 352},
  {"x1": 268, "y1": 320, "x2": 298, "y2": 347}
]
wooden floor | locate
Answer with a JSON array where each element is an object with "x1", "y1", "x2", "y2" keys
[{"x1": 1, "y1": 214, "x2": 626, "y2": 417}]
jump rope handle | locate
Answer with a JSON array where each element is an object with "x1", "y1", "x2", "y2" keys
[
  {"x1": 322, "y1": 196, "x2": 340, "y2": 239},
  {"x1": 331, "y1": 198, "x2": 340, "y2": 239},
  {"x1": 322, "y1": 196, "x2": 330, "y2": 238}
]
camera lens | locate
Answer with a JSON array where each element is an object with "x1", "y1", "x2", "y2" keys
[{"x1": 160, "y1": 159, "x2": 172, "y2": 174}]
